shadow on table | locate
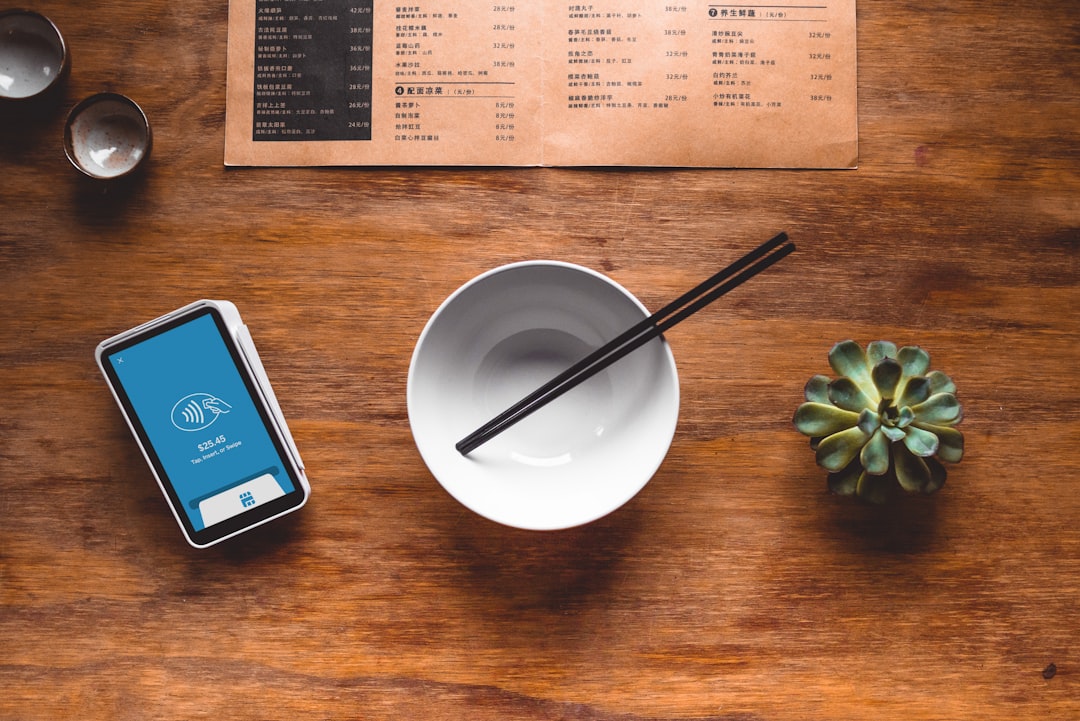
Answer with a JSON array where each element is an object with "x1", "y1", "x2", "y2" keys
[
  {"x1": 444, "y1": 501, "x2": 647, "y2": 612},
  {"x1": 822, "y1": 490, "x2": 944, "y2": 556},
  {"x1": 0, "y1": 96, "x2": 66, "y2": 158}
]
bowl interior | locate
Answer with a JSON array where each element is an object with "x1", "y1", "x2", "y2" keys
[
  {"x1": 0, "y1": 11, "x2": 65, "y2": 100},
  {"x1": 408, "y1": 261, "x2": 679, "y2": 530}
]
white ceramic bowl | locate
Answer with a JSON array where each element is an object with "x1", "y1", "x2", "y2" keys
[{"x1": 407, "y1": 261, "x2": 680, "y2": 530}]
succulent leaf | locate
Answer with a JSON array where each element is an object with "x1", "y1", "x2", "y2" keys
[
  {"x1": 923, "y1": 456, "x2": 948, "y2": 493},
  {"x1": 866, "y1": 340, "x2": 898, "y2": 365},
  {"x1": 881, "y1": 424, "x2": 907, "y2": 442},
  {"x1": 871, "y1": 357, "x2": 903, "y2": 400},
  {"x1": 897, "y1": 375, "x2": 932, "y2": 408},
  {"x1": 816, "y1": 425, "x2": 871, "y2": 472},
  {"x1": 914, "y1": 422, "x2": 964, "y2": 463},
  {"x1": 828, "y1": 377, "x2": 877, "y2": 413},
  {"x1": 828, "y1": 341, "x2": 876, "y2": 398},
  {"x1": 827, "y1": 460, "x2": 861, "y2": 496},
  {"x1": 804, "y1": 374, "x2": 832, "y2": 403},
  {"x1": 902, "y1": 424, "x2": 940, "y2": 457},
  {"x1": 894, "y1": 445, "x2": 931, "y2": 492},
  {"x1": 860, "y1": 428, "x2": 890, "y2": 475},
  {"x1": 897, "y1": 406, "x2": 916, "y2": 428},
  {"x1": 856, "y1": 408, "x2": 881, "y2": 435},
  {"x1": 793, "y1": 402, "x2": 861, "y2": 437},
  {"x1": 856, "y1": 470, "x2": 892, "y2": 504},
  {"x1": 897, "y1": 345, "x2": 931, "y2": 378},
  {"x1": 927, "y1": 370, "x2": 956, "y2": 395},
  {"x1": 910, "y1": 393, "x2": 962, "y2": 424}
]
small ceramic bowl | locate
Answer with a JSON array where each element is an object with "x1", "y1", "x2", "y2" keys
[
  {"x1": 64, "y1": 92, "x2": 152, "y2": 179},
  {"x1": 407, "y1": 261, "x2": 680, "y2": 530},
  {"x1": 0, "y1": 9, "x2": 69, "y2": 101}
]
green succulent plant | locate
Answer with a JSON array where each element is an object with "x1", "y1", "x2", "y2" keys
[{"x1": 794, "y1": 340, "x2": 964, "y2": 503}]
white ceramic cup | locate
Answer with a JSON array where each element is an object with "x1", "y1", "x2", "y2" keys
[
  {"x1": 0, "y1": 9, "x2": 68, "y2": 102},
  {"x1": 64, "y1": 92, "x2": 152, "y2": 179}
]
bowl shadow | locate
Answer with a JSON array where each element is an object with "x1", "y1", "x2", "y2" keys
[{"x1": 443, "y1": 500, "x2": 647, "y2": 615}]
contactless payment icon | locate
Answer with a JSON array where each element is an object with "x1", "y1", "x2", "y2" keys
[{"x1": 171, "y1": 392, "x2": 232, "y2": 432}]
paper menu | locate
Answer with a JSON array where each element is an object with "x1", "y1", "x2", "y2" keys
[{"x1": 224, "y1": 1, "x2": 857, "y2": 168}]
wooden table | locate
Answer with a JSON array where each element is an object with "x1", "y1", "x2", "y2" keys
[{"x1": 3, "y1": 1, "x2": 1077, "y2": 719}]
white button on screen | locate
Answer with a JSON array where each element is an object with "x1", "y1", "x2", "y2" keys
[{"x1": 198, "y1": 473, "x2": 285, "y2": 527}]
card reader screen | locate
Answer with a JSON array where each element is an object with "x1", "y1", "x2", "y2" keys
[{"x1": 105, "y1": 311, "x2": 298, "y2": 532}]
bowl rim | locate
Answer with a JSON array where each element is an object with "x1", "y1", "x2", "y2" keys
[{"x1": 406, "y1": 259, "x2": 680, "y2": 530}]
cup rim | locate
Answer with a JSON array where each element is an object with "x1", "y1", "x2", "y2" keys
[
  {"x1": 63, "y1": 92, "x2": 153, "y2": 180},
  {"x1": 0, "y1": 9, "x2": 70, "y2": 102}
]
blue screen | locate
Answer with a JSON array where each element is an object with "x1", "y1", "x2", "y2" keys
[{"x1": 108, "y1": 313, "x2": 296, "y2": 531}]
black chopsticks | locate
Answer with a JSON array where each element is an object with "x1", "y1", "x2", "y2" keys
[{"x1": 456, "y1": 232, "x2": 796, "y2": 456}]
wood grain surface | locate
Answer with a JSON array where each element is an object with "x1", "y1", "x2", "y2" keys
[{"x1": 2, "y1": 1, "x2": 1077, "y2": 719}]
